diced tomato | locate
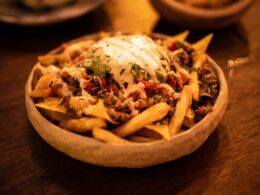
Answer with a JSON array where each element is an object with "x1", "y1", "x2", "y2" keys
[
  {"x1": 158, "y1": 87, "x2": 169, "y2": 97},
  {"x1": 77, "y1": 55, "x2": 85, "y2": 62},
  {"x1": 107, "y1": 85, "x2": 118, "y2": 93},
  {"x1": 168, "y1": 42, "x2": 177, "y2": 51},
  {"x1": 140, "y1": 80, "x2": 158, "y2": 97},
  {"x1": 141, "y1": 80, "x2": 158, "y2": 90},
  {"x1": 82, "y1": 74, "x2": 89, "y2": 80},
  {"x1": 140, "y1": 80, "x2": 151, "y2": 88},
  {"x1": 128, "y1": 91, "x2": 139, "y2": 101},
  {"x1": 84, "y1": 82, "x2": 95, "y2": 92},
  {"x1": 180, "y1": 72, "x2": 189, "y2": 84},
  {"x1": 145, "y1": 88, "x2": 154, "y2": 97},
  {"x1": 100, "y1": 78, "x2": 106, "y2": 88},
  {"x1": 169, "y1": 79, "x2": 177, "y2": 88},
  {"x1": 50, "y1": 83, "x2": 63, "y2": 96},
  {"x1": 111, "y1": 85, "x2": 118, "y2": 93},
  {"x1": 166, "y1": 74, "x2": 177, "y2": 88}
]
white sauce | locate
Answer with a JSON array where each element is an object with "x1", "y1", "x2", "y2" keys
[{"x1": 95, "y1": 35, "x2": 169, "y2": 87}]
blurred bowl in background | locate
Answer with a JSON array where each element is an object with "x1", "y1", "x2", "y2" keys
[
  {"x1": 151, "y1": 0, "x2": 254, "y2": 30},
  {"x1": 0, "y1": 0, "x2": 107, "y2": 26}
]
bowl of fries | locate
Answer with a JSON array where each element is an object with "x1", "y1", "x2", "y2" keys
[
  {"x1": 25, "y1": 31, "x2": 228, "y2": 168},
  {"x1": 151, "y1": 0, "x2": 254, "y2": 30}
]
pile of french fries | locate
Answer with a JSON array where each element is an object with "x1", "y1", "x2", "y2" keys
[{"x1": 30, "y1": 32, "x2": 213, "y2": 144}]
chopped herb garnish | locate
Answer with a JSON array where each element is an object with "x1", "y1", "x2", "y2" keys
[
  {"x1": 133, "y1": 90, "x2": 139, "y2": 95},
  {"x1": 130, "y1": 63, "x2": 151, "y2": 81},
  {"x1": 130, "y1": 63, "x2": 142, "y2": 80},
  {"x1": 153, "y1": 94, "x2": 162, "y2": 102},
  {"x1": 130, "y1": 64, "x2": 140, "y2": 76},
  {"x1": 84, "y1": 57, "x2": 111, "y2": 77},
  {"x1": 156, "y1": 71, "x2": 164, "y2": 82},
  {"x1": 190, "y1": 67, "x2": 197, "y2": 72},
  {"x1": 120, "y1": 68, "x2": 126, "y2": 75},
  {"x1": 183, "y1": 66, "x2": 197, "y2": 72},
  {"x1": 176, "y1": 41, "x2": 184, "y2": 49},
  {"x1": 144, "y1": 72, "x2": 151, "y2": 80},
  {"x1": 123, "y1": 107, "x2": 131, "y2": 114}
]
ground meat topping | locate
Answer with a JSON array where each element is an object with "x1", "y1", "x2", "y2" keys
[{"x1": 198, "y1": 63, "x2": 219, "y2": 99}]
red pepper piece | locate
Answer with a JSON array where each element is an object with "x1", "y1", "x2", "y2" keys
[
  {"x1": 166, "y1": 74, "x2": 177, "y2": 88},
  {"x1": 168, "y1": 42, "x2": 177, "y2": 51},
  {"x1": 100, "y1": 78, "x2": 106, "y2": 88},
  {"x1": 84, "y1": 82, "x2": 95, "y2": 92},
  {"x1": 50, "y1": 83, "x2": 63, "y2": 97}
]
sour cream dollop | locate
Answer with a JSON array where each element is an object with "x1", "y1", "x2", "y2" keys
[{"x1": 88, "y1": 35, "x2": 170, "y2": 86}]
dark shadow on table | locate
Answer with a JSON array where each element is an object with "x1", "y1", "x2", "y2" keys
[{"x1": 27, "y1": 122, "x2": 230, "y2": 195}]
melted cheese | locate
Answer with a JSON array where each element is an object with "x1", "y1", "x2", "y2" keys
[{"x1": 62, "y1": 66, "x2": 86, "y2": 88}]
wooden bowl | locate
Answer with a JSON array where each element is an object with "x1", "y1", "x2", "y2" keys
[
  {"x1": 25, "y1": 33, "x2": 228, "y2": 168},
  {"x1": 151, "y1": 0, "x2": 254, "y2": 30}
]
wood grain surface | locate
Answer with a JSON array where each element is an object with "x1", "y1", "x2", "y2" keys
[{"x1": 0, "y1": 0, "x2": 259, "y2": 194}]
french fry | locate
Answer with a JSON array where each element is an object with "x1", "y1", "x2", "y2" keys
[
  {"x1": 193, "y1": 53, "x2": 207, "y2": 69},
  {"x1": 169, "y1": 86, "x2": 192, "y2": 136},
  {"x1": 30, "y1": 74, "x2": 56, "y2": 98},
  {"x1": 83, "y1": 100, "x2": 117, "y2": 124},
  {"x1": 136, "y1": 128, "x2": 163, "y2": 139},
  {"x1": 93, "y1": 127, "x2": 130, "y2": 144},
  {"x1": 35, "y1": 97, "x2": 74, "y2": 121},
  {"x1": 192, "y1": 34, "x2": 213, "y2": 54},
  {"x1": 171, "y1": 48, "x2": 184, "y2": 56},
  {"x1": 99, "y1": 31, "x2": 111, "y2": 38},
  {"x1": 112, "y1": 102, "x2": 171, "y2": 137},
  {"x1": 165, "y1": 31, "x2": 190, "y2": 43},
  {"x1": 183, "y1": 108, "x2": 195, "y2": 128},
  {"x1": 127, "y1": 135, "x2": 159, "y2": 143},
  {"x1": 145, "y1": 124, "x2": 170, "y2": 140},
  {"x1": 189, "y1": 71, "x2": 199, "y2": 101},
  {"x1": 38, "y1": 54, "x2": 59, "y2": 66},
  {"x1": 189, "y1": 54, "x2": 207, "y2": 101},
  {"x1": 60, "y1": 118, "x2": 106, "y2": 133},
  {"x1": 38, "y1": 53, "x2": 71, "y2": 67}
]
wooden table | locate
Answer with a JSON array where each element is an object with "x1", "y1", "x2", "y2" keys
[{"x1": 1, "y1": 1, "x2": 259, "y2": 194}]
